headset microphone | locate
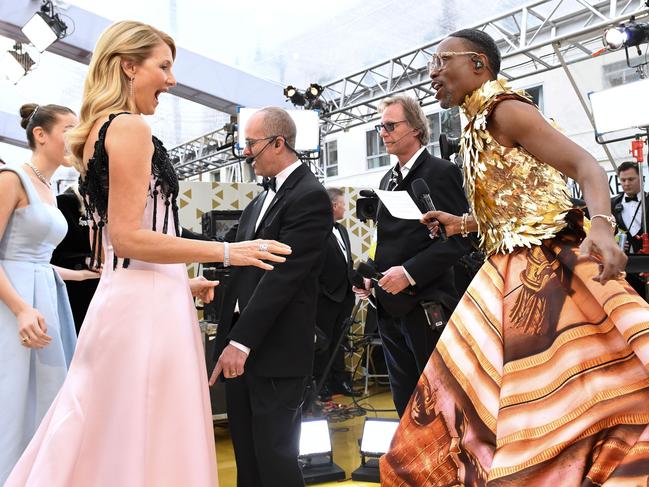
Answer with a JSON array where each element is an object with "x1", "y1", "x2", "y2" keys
[{"x1": 385, "y1": 131, "x2": 415, "y2": 145}]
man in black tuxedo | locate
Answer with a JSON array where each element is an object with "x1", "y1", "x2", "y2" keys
[
  {"x1": 209, "y1": 107, "x2": 332, "y2": 487},
  {"x1": 313, "y1": 187, "x2": 357, "y2": 400},
  {"x1": 353, "y1": 95, "x2": 470, "y2": 416},
  {"x1": 611, "y1": 160, "x2": 648, "y2": 298}
]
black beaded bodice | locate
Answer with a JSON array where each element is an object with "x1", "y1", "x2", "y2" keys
[{"x1": 79, "y1": 112, "x2": 180, "y2": 269}]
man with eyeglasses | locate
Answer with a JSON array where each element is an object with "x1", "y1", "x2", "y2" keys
[
  {"x1": 353, "y1": 94, "x2": 469, "y2": 417},
  {"x1": 210, "y1": 107, "x2": 332, "y2": 487}
]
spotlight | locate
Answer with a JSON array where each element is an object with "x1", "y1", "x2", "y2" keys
[
  {"x1": 299, "y1": 418, "x2": 345, "y2": 484},
  {"x1": 0, "y1": 43, "x2": 35, "y2": 84},
  {"x1": 603, "y1": 21, "x2": 649, "y2": 50},
  {"x1": 284, "y1": 85, "x2": 298, "y2": 98},
  {"x1": 21, "y1": 0, "x2": 68, "y2": 52},
  {"x1": 304, "y1": 83, "x2": 324, "y2": 101},
  {"x1": 284, "y1": 85, "x2": 306, "y2": 107},
  {"x1": 351, "y1": 418, "x2": 399, "y2": 482}
]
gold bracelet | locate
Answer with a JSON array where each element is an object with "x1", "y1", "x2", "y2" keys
[
  {"x1": 460, "y1": 213, "x2": 469, "y2": 238},
  {"x1": 590, "y1": 214, "x2": 616, "y2": 231}
]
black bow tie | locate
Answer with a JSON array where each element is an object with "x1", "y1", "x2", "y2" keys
[
  {"x1": 625, "y1": 195, "x2": 638, "y2": 202},
  {"x1": 260, "y1": 177, "x2": 277, "y2": 192}
]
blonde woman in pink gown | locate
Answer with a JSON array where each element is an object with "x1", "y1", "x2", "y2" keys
[{"x1": 4, "y1": 21, "x2": 291, "y2": 487}]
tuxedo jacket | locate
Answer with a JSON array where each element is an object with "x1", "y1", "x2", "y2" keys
[
  {"x1": 51, "y1": 190, "x2": 91, "y2": 270},
  {"x1": 318, "y1": 223, "x2": 353, "y2": 303},
  {"x1": 214, "y1": 164, "x2": 332, "y2": 377},
  {"x1": 374, "y1": 149, "x2": 470, "y2": 317}
]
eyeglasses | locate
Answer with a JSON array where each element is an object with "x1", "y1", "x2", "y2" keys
[
  {"x1": 427, "y1": 51, "x2": 481, "y2": 72},
  {"x1": 374, "y1": 120, "x2": 408, "y2": 134},
  {"x1": 244, "y1": 135, "x2": 278, "y2": 149}
]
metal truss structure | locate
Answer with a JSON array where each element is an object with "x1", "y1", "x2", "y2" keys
[
  {"x1": 168, "y1": 126, "x2": 234, "y2": 180},
  {"x1": 172, "y1": 0, "x2": 648, "y2": 179},
  {"x1": 319, "y1": 0, "x2": 649, "y2": 135}
]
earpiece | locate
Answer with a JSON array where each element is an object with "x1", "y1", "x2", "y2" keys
[
  {"x1": 474, "y1": 59, "x2": 484, "y2": 69},
  {"x1": 274, "y1": 140, "x2": 281, "y2": 148}
]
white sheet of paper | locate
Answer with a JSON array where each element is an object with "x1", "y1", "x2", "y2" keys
[{"x1": 375, "y1": 189, "x2": 423, "y2": 220}]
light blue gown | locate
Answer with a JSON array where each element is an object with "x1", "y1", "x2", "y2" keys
[{"x1": 0, "y1": 165, "x2": 76, "y2": 484}]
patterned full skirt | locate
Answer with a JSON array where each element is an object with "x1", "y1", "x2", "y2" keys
[{"x1": 381, "y1": 222, "x2": 649, "y2": 486}]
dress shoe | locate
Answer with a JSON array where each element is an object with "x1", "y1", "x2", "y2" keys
[{"x1": 331, "y1": 380, "x2": 361, "y2": 397}]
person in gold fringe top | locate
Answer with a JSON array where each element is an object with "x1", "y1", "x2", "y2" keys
[{"x1": 380, "y1": 28, "x2": 649, "y2": 486}]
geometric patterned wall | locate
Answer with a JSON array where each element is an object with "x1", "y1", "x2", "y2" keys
[{"x1": 178, "y1": 181, "x2": 376, "y2": 268}]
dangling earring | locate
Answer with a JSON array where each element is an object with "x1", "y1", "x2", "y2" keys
[{"x1": 129, "y1": 77, "x2": 134, "y2": 97}]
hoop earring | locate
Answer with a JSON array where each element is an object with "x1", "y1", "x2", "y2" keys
[{"x1": 129, "y1": 77, "x2": 134, "y2": 97}]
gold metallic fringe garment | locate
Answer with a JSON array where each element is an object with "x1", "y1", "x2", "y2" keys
[{"x1": 380, "y1": 229, "x2": 649, "y2": 486}]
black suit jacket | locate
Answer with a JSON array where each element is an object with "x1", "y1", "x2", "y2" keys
[
  {"x1": 51, "y1": 190, "x2": 91, "y2": 270},
  {"x1": 319, "y1": 223, "x2": 353, "y2": 303},
  {"x1": 214, "y1": 163, "x2": 332, "y2": 377},
  {"x1": 374, "y1": 149, "x2": 470, "y2": 317}
]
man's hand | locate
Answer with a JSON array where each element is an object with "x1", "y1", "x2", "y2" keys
[
  {"x1": 378, "y1": 266, "x2": 410, "y2": 295},
  {"x1": 209, "y1": 343, "x2": 248, "y2": 385},
  {"x1": 189, "y1": 276, "x2": 219, "y2": 304},
  {"x1": 353, "y1": 277, "x2": 372, "y2": 300}
]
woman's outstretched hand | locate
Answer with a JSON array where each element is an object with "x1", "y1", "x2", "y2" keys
[
  {"x1": 229, "y1": 240, "x2": 292, "y2": 270},
  {"x1": 421, "y1": 210, "x2": 461, "y2": 238},
  {"x1": 579, "y1": 224, "x2": 627, "y2": 285}
]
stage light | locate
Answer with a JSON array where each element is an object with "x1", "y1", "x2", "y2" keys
[
  {"x1": 603, "y1": 27, "x2": 627, "y2": 50},
  {"x1": 589, "y1": 77, "x2": 649, "y2": 136},
  {"x1": 299, "y1": 418, "x2": 345, "y2": 484},
  {"x1": 603, "y1": 21, "x2": 649, "y2": 50},
  {"x1": 284, "y1": 85, "x2": 306, "y2": 107},
  {"x1": 305, "y1": 83, "x2": 324, "y2": 100},
  {"x1": 351, "y1": 417, "x2": 399, "y2": 482},
  {"x1": 21, "y1": 1, "x2": 68, "y2": 53},
  {"x1": 0, "y1": 43, "x2": 35, "y2": 84}
]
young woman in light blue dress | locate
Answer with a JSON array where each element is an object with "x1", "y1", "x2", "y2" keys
[{"x1": 0, "y1": 104, "x2": 99, "y2": 484}]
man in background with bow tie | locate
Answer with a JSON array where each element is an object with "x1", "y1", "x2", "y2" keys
[
  {"x1": 353, "y1": 95, "x2": 470, "y2": 416},
  {"x1": 313, "y1": 187, "x2": 358, "y2": 401},
  {"x1": 210, "y1": 107, "x2": 332, "y2": 487},
  {"x1": 611, "y1": 160, "x2": 648, "y2": 298}
]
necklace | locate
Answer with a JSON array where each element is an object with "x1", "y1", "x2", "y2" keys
[{"x1": 26, "y1": 162, "x2": 51, "y2": 188}]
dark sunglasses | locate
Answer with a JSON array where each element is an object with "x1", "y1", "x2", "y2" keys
[{"x1": 374, "y1": 120, "x2": 408, "y2": 134}]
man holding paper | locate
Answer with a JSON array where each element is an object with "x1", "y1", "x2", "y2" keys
[{"x1": 353, "y1": 94, "x2": 469, "y2": 416}]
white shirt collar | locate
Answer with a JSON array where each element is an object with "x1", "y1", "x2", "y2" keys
[
  {"x1": 398, "y1": 146, "x2": 426, "y2": 175},
  {"x1": 273, "y1": 160, "x2": 302, "y2": 192}
]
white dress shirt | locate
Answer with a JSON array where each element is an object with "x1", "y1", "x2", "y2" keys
[
  {"x1": 332, "y1": 224, "x2": 348, "y2": 262},
  {"x1": 621, "y1": 194, "x2": 643, "y2": 237}
]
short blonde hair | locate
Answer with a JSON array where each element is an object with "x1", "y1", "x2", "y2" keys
[
  {"x1": 378, "y1": 95, "x2": 430, "y2": 145},
  {"x1": 67, "y1": 21, "x2": 176, "y2": 174}
]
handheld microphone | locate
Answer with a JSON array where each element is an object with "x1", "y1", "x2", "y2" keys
[
  {"x1": 359, "y1": 189, "x2": 377, "y2": 198},
  {"x1": 351, "y1": 270, "x2": 377, "y2": 308},
  {"x1": 356, "y1": 261, "x2": 415, "y2": 296},
  {"x1": 357, "y1": 261, "x2": 383, "y2": 282},
  {"x1": 411, "y1": 178, "x2": 447, "y2": 241}
]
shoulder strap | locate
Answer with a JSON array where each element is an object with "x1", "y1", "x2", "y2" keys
[
  {"x1": 97, "y1": 111, "x2": 131, "y2": 144},
  {"x1": 0, "y1": 165, "x2": 40, "y2": 205}
]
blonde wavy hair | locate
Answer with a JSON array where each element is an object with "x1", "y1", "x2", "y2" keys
[{"x1": 67, "y1": 21, "x2": 176, "y2": 174}]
